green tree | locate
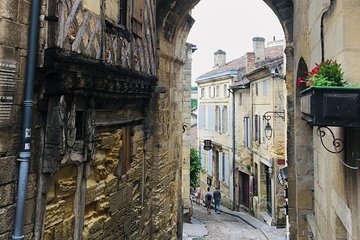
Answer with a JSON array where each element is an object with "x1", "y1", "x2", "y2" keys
[{"x1": 190, "y1": 147, "x2": 201, "y2": 188}]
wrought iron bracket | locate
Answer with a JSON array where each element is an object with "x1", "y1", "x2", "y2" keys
[
  {"x1": 316, "y1": 126, "x2": 344, "y2": 154},
  {"x1": 263, "y1": 111, "x2": 285, "y2": 121}
]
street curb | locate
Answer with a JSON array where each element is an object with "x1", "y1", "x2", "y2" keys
[{"x1": 219, "y1": 209, "x2": 258, "y2": 229}]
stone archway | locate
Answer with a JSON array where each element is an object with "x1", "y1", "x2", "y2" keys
[{"x1": 155, "y1": 0, "x2": 296, "y2": 239}]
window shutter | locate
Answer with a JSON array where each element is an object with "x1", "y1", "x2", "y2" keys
[
  {"x1": 224, "y1": 154, "x2": 229, "y2": 184},
  {"x1": 200, "y1": 144, "x2": 204, "y2": 167},
  {"x1": 198, "y1": 104, "x2": 205, "y2": 129},
  {"x1": 208, "y1": 105, "x2": 215, "y2": 131},
  {"x1": 207, "y1": 151, "x2": 213, "y2": 176},
  {"x1": 219, "y1": 106, "x2": 223, "y2": 133},
  {"x1": 227, "y1": 106, "x2": 230, "y2": 133},
  {"x1": 132, "y1": 0, "x2": 143, "y2": 37},
  {"x1": 219, "y1": 152, "x2": 223, "y2": 181}
]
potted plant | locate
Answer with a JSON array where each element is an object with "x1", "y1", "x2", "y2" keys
[{"x1": 300, "y1": 60, "x2": 360, "y2": 127}]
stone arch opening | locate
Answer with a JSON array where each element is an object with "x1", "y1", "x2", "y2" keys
[{"x1": 155, "y1": 0, "x2": 295, "y2": 238}]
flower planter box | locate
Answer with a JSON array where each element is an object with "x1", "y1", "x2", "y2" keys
[{"x1": 300, "y1": 87, "x2": 360, "y2": 127}]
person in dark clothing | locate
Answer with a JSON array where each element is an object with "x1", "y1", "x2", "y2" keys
[
  {"x1": 205, "y1": 187, "x2": 212, "y2": 214},
  {"x1": 213, "y1": 186, "x2": 221, "y2": 213}
]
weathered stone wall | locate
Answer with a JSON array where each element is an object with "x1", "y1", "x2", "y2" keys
[
  {"x1": 310, "y1": 1, "x2": 360, "y2": 239},
  {"x1": 0, "y1": 0, "x2": 47, "y2": 238},
  {"x1": 182, "y1": 43, "x2": 194, "y2": 209},
  {"x1": 291, "y1": 0, "x2": 360, "y2": 239}
]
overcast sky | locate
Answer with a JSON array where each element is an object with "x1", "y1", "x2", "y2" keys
[{"x1": 187, "y1": 0, "x2": 285, "y2": 86}]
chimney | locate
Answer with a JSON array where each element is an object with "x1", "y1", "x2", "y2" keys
[
  {"x1": 252, "y1": 37, "x2": 265, "y2": 63},
  {"x1": 245, "y1": 52, "x2": 255, "y2": 73},
  {"x1": 214, "y1": 49, "x2": 226, "y2": 68}
]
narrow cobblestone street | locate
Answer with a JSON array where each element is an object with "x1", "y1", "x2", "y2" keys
[{"x1": 184, "y1": 204, "x2": 286, "y2": 240}]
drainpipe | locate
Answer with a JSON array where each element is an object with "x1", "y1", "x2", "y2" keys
[
  {"x1": 320, "y1": 13, "x2": 325, "y2": 62},
  {"x1": 12, "y1": 0, "x2": 41, "y2": 239},
  {"x1": 321, "y1": 0, "x2": 334, "y2": 62},
  {"x1": 228, "y1": 87, "x2": 236, "y2": 211}
]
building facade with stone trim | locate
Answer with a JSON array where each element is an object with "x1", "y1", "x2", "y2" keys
[
  {"x1": 242, "y1": 40, "x2": 287, "y2": 226},
  {"x1": 196, "y1": 49, "x2": 234, "y2": 208}
]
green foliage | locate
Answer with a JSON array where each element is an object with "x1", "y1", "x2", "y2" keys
[
  {"x1": 191, "y1": 99, "x2": 198, "y2": 109},
  {"x1": 191, "y1": 86, "x2": 198, "y2": 91},
  {"x1": 305, "y1": 60, "x2": 346, "y2": 87},
  {"x1": 190, "y1": 147, "x2": 201, "y2": 188}
]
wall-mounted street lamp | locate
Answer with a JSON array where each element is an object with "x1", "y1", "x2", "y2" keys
[{"x1": 262, "y1": 111, "x2": 285, "y2": 140}]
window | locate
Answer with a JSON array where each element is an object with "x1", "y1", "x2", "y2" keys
[
  {"x1": 132, "y1": 0, "x2": 143, "y2": 37},
  {"x1": 200, "y1": 88, "x2": 205, "y2": 98},
  {"x1": 75, "y1": 111, "x2": 85, "y2": 140},
  {"x1": 120, "y1": 126, "x2": 131, "y2": 175},
  {"x1": 215, "y1": 85, "x2": 220, "y2": 97},
  {"x1": 255, "y1": 83, "x2": 258, "y2": 96},
  {"x1": 239, "y1": 93, "x2": 242, "y2": 106},
  {"x1": 263, "y1": 80, "x2": 268, "y2": 96},
  {"x1": 254, "y1": 114, "x2": 261, "y2": 143},
  {"x1": 244, "y1": 117, "x2": 250, "y2": 148},
  {"x1": 119, "y1": 0, "x2": 127, "y2": 27}
]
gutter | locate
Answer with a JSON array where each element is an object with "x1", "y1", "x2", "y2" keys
[{"x1": 12, "y1": 0, "x2": 41, "y2": 239}]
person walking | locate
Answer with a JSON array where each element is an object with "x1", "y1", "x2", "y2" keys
[
  {"x1": 204, "y1": 187, "x2": 213, "y2": 214},
  {"x1": 195, "y1": 188, "x2": 201, "y2": 206},
  {"x1": 213, "y1": 186, "x2": 221, "y2": 214}
]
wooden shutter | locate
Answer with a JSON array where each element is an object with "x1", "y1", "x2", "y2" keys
[
  {"x1": 132, "y1": 0, "x2": 143, "y2": 37},
  {"x1": 121, "y1": 126, "x2": 131, "y2": 175}
]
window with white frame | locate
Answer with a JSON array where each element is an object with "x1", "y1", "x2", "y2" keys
[{"x1": 215, "y1": 85, "x2": 220, "y2": 97}]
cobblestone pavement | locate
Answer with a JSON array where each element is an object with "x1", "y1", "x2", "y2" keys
[{"x1": 190, "y1": 204, "x2": 271, "y2": 240}]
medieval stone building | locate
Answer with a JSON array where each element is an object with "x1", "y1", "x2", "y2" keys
[
  {"x1": 0, "y1": 0, "x2": 197, "y2": 239},
  {"x1": 2, "y1": 0, "x2": 360, "y2": 239}
]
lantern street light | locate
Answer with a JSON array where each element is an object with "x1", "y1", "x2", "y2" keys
[{"x1": 262, "y1": 111, "x2": 285, "y2": 140}]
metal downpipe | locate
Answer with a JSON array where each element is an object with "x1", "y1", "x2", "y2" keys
[{"x1": 12, "y1": 0, "x2": 41, "y2": 238}]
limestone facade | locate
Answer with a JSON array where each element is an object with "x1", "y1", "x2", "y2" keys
[
  {"x1": 292, "y1": 0, "x2": 360, "y2": 239},
  {"x1": 231, "y1": 39, "x2": 287, "y2": 227},
  {"x1": 196, "y1": 55, "x2": 234, "y2": 208},
  {"x1": 0, "y1": 0, "x2": 196, "y2": 239}
]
